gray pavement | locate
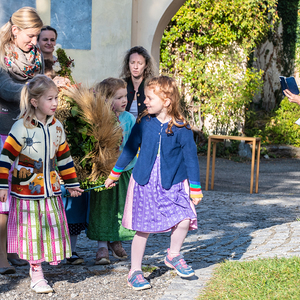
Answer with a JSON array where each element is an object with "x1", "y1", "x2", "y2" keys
[
  {"x1": 1, "y1": 157, "x2": 300, "y2": 299},
  {"x1": 160, "y1": 156, "x2": 300, "y2": 299}
]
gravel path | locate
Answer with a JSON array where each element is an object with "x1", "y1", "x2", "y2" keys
[{"x1": 1, "y1": 157, "x2": 300, "y2": 299}]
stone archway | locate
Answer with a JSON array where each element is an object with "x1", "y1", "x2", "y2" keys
[{"x1": 131, "y1": 0, "x2": 186, "y2": 70}]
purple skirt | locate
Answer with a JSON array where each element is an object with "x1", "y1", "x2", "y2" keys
[{"x1": 122, "y1": 156, "x2": 197, "y2": 233}]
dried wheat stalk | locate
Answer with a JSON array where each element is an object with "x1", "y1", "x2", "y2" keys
[{"x1": 65, "y1": 84, "x2": 123, "y2": 180}]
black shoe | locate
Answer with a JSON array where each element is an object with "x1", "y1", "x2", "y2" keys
[{"x1": 66, "y1": 252, "x2": 84, "y2": 265}]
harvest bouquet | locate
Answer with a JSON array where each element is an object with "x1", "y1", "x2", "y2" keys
[{"x1": 54, "y1": 48, "x2": 122, "y2": 191}]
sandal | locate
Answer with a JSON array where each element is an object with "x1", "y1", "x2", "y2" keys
[
  {"x1": 108, "y1": 241, "x2": 128, "y2": 260},
  {"x1": 66, "y1": 252, "x2": 84, "y2": 265},
  {"x1": 31, "y1": 279, "x2": 53, "y2": 294}
]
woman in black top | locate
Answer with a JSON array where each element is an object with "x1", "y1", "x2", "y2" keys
[{"x1": 120, "y1": 46, "x2": 155, "y2": 118}]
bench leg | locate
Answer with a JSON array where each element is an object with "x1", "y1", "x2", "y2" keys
[
  {"x1": 255, "y1": 140, "x2": 261, "y2": 193},
  {"x1": 205, "y1": 138, "x2": 211, "y2": 191},
  {"x1": 211, "y1": 142, "x2": 217, "y2": 190},
  {"x1": 250, "y1": 140, "x2": 256, "y2": 194}
]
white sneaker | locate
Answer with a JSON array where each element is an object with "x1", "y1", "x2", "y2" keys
[{"x1": 30, "y1": 279, "x2": 53, "y2": 294}]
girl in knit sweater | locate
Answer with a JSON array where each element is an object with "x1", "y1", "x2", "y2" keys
[
  {"x1": 0, "y1": 75, "x2": 83, "y2": 294},
  {"x1": 105, "y1": 75, "x2": 203, "y2": 291}
]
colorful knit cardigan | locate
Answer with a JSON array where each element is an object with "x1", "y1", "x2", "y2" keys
[{"x1": 0, "y1": 116, "x2": 79, "y2": 200}]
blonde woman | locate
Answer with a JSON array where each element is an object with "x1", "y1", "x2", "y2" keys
[{"x1": 0, "y1": 7, "x2": 43, "y2": 274}]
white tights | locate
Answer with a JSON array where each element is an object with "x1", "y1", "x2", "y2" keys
[{"x1": 130, "y1": 219, "x2": 190, "y2": 273}]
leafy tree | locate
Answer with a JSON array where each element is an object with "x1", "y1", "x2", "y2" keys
[{"x1": 160, "y1": 0, "x2": 278, "y2": 134}]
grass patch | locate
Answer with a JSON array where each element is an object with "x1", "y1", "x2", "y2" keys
[
  {"x1": 198, "y1": 257, "x2": 300, "y2": 300},
  {"x1": 141, "y1": 265, "x2": 158, "y2": 273}
]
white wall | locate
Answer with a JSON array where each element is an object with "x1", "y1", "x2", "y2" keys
[
  {"x1": 35, "y1": 0, "x2": 182, "y2": 85},
  {"x1": 37, "y1": 0, "x2": 132, "y2": 85}
]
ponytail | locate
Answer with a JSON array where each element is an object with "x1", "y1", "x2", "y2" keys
[
  {"x1": 19, "y1": 82, "x2": 36, "y2": 128},
  {"x1": 18, "y1": 75, "x2": 57, "y2": 128}
]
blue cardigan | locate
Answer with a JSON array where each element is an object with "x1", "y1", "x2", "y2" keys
[{"x1": 114, "y1": 115, "x2": 201, "y2": 190}]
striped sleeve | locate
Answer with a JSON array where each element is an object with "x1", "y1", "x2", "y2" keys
[
  {"x1": 108, "y1": 165, "x2": 124, "y2": 181},
  {"x1": 57, "y1": 141, "x2": 79, "y2": 188},
  {"x1": 0, "y1": 133, "x2": 22, "y2": 188},
  {"x1": 189, "y1": 180, "x2": 203, "y2": 199}
]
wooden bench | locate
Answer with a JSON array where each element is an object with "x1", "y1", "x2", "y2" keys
[{"x1": 205, "y1": 135, "x2": 261, "y2": 194}]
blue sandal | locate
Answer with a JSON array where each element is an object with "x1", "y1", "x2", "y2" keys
[{"x1": 127, "y1": 270, "x2": 151, "y2": 291}]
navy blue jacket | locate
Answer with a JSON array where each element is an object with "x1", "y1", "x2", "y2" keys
[{"x1": 114, "y1": 115, "x2": 201, "y2": 190}]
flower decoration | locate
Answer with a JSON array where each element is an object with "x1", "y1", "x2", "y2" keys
[
  {"x1": 53, "y1": 44, "x2": 75, "y2": 82},
  {"x1": 52, "y1": 61, "x2": 61, "y2": 72},
  {"x1": 53, "y1": 44, "x2": 62, "y2": 57}
]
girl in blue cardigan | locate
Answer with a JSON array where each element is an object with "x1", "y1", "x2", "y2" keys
[{"x1": 105, "y1": 75, "x2": 203, "y2": 291}]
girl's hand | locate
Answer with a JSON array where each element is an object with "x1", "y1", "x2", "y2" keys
[
  {"x1": 105, "y1": 178, "x2": 116, "y2": 189},
  {"x1": 66, "y1": 187, "x2": 84, "y2": 197},
  {"x1": 0, "y1": 190, "x2": 8, "y2": 202},
  {"x1": 191, "y1": 197, "x2": 202, "y2": 205},
  {"x1": 283, "y1": 89, "x2": 300, "y2": 105}
]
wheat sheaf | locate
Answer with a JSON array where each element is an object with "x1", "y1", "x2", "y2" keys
[{"x1": 65, "y1": 85, "x2": 123, "y2": 181}]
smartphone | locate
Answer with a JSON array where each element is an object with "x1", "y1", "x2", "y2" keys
[{"x1": 279, "y1": 76, "x2": 300, "y2": 95}]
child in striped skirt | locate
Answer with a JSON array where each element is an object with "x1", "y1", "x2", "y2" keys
[{"x1": 0, "y1": 75, "x2": 83, "y2": 294}]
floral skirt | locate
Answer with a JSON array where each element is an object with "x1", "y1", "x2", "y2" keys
[
  {"x1": 7, "y1": 196, "x2": 71, "y2": 265},
  {"x1": 122, "y1": 156, "x2": 198, "y2": 233}
]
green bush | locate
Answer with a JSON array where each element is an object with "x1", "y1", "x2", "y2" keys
[
  {"x1": 265, "y1": 98, "x2": 300, "y2": 146},
  {"x1": 245, "y1": 98, "x2": 300, "y2": 146},
  {"x1": 160, "y1": 0, "x2": 278, "y2": 133}
]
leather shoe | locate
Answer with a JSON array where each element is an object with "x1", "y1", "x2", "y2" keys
[
  {"x1": 0, "y1": 266, "x2": 16, "y2": 275},
  {"x1": 7, "y1": 257, "x2": 28, "y2": 266},
  {"x1": 95, "y1": 247, "x2": 110, "y2": 265},
  {"x1": 108, "y1": 241, "x2": 128, "y2": 260}
]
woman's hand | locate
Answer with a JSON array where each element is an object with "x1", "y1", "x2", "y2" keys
[
  {"x1": 283, "y1": 89, "x2": 300, "y2": 105},
  {"x1": 0, "y1": 190, "x2": 8, "y2": 202},
  {"x1": 53, "y1": 76, "x2": 71, "y2": 88},
  {"x1": 66, "y1": 187, "x2": 84, "y2": 197},
  {"x1": 105, "y1": 178, "x2": 116, "y2": 189},
  {"x1": 191, "y1": 197, "x2": 202, "y2": 205}
]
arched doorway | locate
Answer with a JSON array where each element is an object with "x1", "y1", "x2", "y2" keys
[{"x1": 131, "y1": 0, "x2": 186, "y2": 69}]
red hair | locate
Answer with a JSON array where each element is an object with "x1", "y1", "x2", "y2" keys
[{"x1": 139, "y1": 75, "x2": 189, "y2": 134}]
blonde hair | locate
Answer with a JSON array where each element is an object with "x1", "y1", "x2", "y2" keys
[
  {"x1": 19, "y1": 74, "x2": 57, "y2": 128},
  {"x1": 94, "y1": 77, "x2": 127, "y2": 100},
  {"x1": 0, "y1": 7, "x2": 43, "y2": 69},
  {"x1": 141, "y1": 75, "x2": 189, "y2": 134}
]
